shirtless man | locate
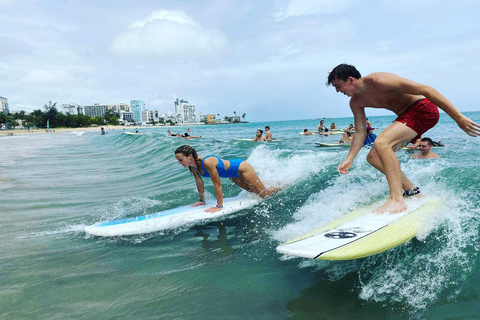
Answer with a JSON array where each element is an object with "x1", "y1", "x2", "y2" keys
[
  {"x1": 327, "y1": 64, "x2": 480, "y2": 214},
  {"x1": 412, "y1": 138, "x2": 440, "y2": 159},
  {"x1": 317, "y1": 120, "x2": 328, "y2": 133},
  {"x1": 253, "y1": 129, "x2": 267, "y2": 142},
  {"x1": 264, "y1": 126, "x2": 273, "y2": 141}
]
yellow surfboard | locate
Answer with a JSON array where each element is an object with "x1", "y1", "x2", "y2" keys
[{"x1": 276, "y1": 198, "x2": 440, "y2": 260}]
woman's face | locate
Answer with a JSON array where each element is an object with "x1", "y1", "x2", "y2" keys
[{"x1": 175, "y1": 153, "x2": 193, "y2": 167}]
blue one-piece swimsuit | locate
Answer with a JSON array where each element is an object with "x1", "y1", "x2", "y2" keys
[{"x1": 200, "y1": 155, "x2": 243, "y2": 178}]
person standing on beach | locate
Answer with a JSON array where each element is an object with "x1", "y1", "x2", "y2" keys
[
  {"x1": 327, "y1": 63, "x2": 480, "y2": 214},
  {"x1": 412, "y1": 138, "x2": 441, "y2": 159}
]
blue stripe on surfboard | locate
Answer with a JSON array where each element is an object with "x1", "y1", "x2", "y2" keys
[{"x1": 91, "y1": 202, "x2": 216, "y2": 228}]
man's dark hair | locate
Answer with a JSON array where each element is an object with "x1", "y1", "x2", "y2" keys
[
  {"x1": 420, "y1": 137, "x2": 434, "y2": 146},
  {"x1": 265, "y1": 126, "x2": 270, "y2": 130},
  {"x1": 327, "y1": 64, "x2": 361, "y2": 86}
]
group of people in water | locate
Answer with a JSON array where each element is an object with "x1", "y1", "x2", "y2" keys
[
  {"x1": 167, "y1": 129, "x2": 203, "y2": 139},
  {"x1": 252, "y1": 126, "x2": 273, "y2": 142},
  {"x1": 171, "y1": 63, "x2": 480, "y2": 215}
]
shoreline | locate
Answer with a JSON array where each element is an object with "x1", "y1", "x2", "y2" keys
[{"x1": 0, "y1": 125, "x2": 179, "y2": 137}]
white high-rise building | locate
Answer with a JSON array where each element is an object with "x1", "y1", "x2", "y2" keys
[
  {"x1": 62, "y1": 103, "x2": 84, "y2": 115},
  {"x1": 0, "y1": 96, "x2": 9, "y2": 113},
  {"x1": 174, "y1": 98, "x2": 197, "y2": 123}
]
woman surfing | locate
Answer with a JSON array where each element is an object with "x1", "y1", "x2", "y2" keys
[{"x1": 174, "y1": 145, "x2": 278, "y2": 213}]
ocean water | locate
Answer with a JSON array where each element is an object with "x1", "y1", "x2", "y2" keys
[{"x1": 1, "y1": 112, "x2": 479, "y2": 320}]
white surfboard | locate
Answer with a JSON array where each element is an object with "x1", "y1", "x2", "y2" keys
[
  {"x1": 276, "y1": 198, "x2": 439, "y2": 260},
  {"x1": 124, "y1": 132, "x2": 142, "y2": 135},
  {"x1": 85, "y1": 195, "x2": 261, "y2": 237},
  {"x1": 315, "y1": 142, "x2": 350, "y2": 148}
]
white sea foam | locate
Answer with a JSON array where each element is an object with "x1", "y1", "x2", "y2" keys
[{"x1": 270, "y1": 147, "x2": 479, "y2": 314}]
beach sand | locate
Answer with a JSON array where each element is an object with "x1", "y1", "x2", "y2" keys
[{"x1": 0, "y1": 125, "x2": 176, "y2": 137}]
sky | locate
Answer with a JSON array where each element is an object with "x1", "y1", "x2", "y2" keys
[{"x1": 1, "y1": 0, "x2": 480, "y2": 122}]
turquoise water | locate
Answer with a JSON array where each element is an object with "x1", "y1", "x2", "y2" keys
[{"x1": 1, "y1": 113, "x2": 479, "y2": 319}]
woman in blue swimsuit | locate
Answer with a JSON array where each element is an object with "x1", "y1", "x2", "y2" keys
[{"x1": 174, "y1": 145, "x2": 276, "y2": 213}]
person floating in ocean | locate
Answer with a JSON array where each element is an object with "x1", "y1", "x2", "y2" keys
[
  {"x1": 253, "y1": 129, "x2": 267, "y2": 142},
  {"x1": 303, "y1": 128, "x2": 314, "y2": 135},
  {"x1": 412, "y1": 137, "x2": 441, "y2": 159},
  {"x1": 174, "y1": 145, "x2": 278, "y2": 212},
  {"x1": 346, "y1": 124, "x2": 355, "y2": 132},
  {"x1": 317, "y1": 120, "x2": 328, "y2": 133},
  {"x1": 363, "y1": 126, "x2": 376, "y2": 147},
  {"x1": 101, "y1": 127, "x2": 105, "y2": 135},
  {"x1": 405, "y1": 137, "x2": 444, "y2": 149},
  {"x1": 264, "y1": 126, "x2": 273, "y2": 141},
  {"x1": 337, "y1": 131, "x2": 352, "y2": 144},
  {"x1": 327, "y1": 63, "x2": 480, "y2": 213},
  {"x1": 330, "y1": 123, "x2": 337, "y2": 130}
]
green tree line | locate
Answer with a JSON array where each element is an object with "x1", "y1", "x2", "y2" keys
[{"x1": 0, "y1": 101, "x2": 120, "y2": 129}]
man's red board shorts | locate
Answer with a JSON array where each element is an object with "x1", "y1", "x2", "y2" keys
[{"x1": 394, "y1": 98, "x2": 439, "y2": 143}]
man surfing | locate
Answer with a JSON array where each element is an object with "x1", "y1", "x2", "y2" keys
[{"x1": 327, "y1": 64, "x2": 480, "y2": 214}]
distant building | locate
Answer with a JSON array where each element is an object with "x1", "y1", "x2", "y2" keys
[
  {"x1": 200, "y1": 113, "x2": 217, "y2": 124},
  {"x1": 174, "y1": 98, "x2": 197, "y2": 123},
  {"x1": 130, "y1": 100, "x2": 145, "y2": 123},
  {"x1": 0, "y1": 96, "x2": 9, "y2": 113},
  {"x1": 84, "y1": 103, "x2": 109, "y2": 118},
  {"x1": 142, "y1": 110, "x2": 159, "y2": 123},
  {"x1": 110, "y1": 102, "x2": 130, "y2": 113},
  {"x1": 120, "y1": 111, "x2": 133, "y2": 122},
  {"x1": 62, "y1": 103, "x2": 84, "y2": 115}
]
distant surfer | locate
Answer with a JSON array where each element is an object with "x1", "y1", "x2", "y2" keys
[
  {"x1": 264, "y1": 126, "x2": 273, "y2": 141},
  {"x1": 174, "y1": 145, "x2": 278, "y2": 213},
  {"x1": 303, "y1": 129, "x2": 314, "y2": 135},
  {"x1": 327, "y1": 63, "x2": 480, "y2": 213},
  {"x1": 101, "y1": 127, "x2": 105, "y2": 135},
  {"x1": 253, "y1": 129, "x2": 267, "y2": 142},
  {"x1": 412, "y1": 138, "x2": 441, "y2": 159},
  {"x1": 337, "y1": 131, "x2": 352, "y2": 144},
  {"x1": 317, "y1": 120, "x2": 328, "y2": 133},
  {"x1": 363, "y1": 127, "x2": 376, "y2": 147}
]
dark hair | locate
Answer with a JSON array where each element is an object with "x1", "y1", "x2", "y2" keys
[
  {"x1": 175, "y1": 145, "x2": 197, "y2": 158},
  {"x1": 265, "y1": 126, "x2": 270, "y2": 130},
  {"x1": 304, "y1": 129, "x2": 308, "y2": 132},
  {"x1": 257, "y1": 129, "x2": 263, "y2": 134},
  {"x1": 420, "y1": 137, "x2": 434, "y2": 146},
  {"x1": 345, "y1": 131, "x2": 352, "y2": 137},
  {"x1": 175, "y1": 145, "x2": 203, "y2": 175},
  {"x1": 326, "y1": 64, "x2": 361, "y2": 86}
]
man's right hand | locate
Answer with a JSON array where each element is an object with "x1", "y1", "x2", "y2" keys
[
  {"x1": 457, "y1": 115, "x2": 480, "y2": 137},
  {"x1": 338, "y1": 159, "x2": 353, "y2": 174}
]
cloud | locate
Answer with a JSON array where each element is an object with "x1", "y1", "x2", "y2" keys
[
  {"x1": 21, "y1": 69, "x2": 75, "y2": 85},
  {"x1": 110, "y1": 9, "x2": 228, "y2": 59},
  {"x1": 0, "y1": 36, "x2": 32, "y2": 57},
  {"x1": 275, "y1": 0, "x2": 351, "y2": 20}
]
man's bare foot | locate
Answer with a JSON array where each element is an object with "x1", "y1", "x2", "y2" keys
[{"x1": 373, "y1": 199, "x2": 407, "y2": 214}]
